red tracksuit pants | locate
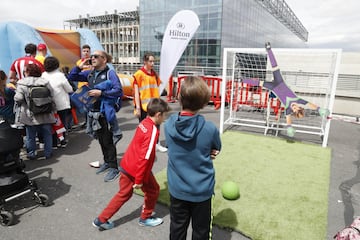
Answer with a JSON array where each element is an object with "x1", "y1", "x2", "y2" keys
[{"x1": 98, "y1": 172, "x2": 160, "y2": 222}]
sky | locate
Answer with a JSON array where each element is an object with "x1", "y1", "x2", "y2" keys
[
  {"x1": 0, "y1": 0, "x2": 359, "y2": 52},
  {"x1": 286, "y1": 0, "x2": 360, "y2": 51}
]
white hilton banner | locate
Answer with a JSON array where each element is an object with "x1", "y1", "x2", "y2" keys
[{"x1": 159, "y1": 10, "x2": 200, "y2": 94}]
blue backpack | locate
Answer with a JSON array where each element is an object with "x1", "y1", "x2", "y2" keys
[{"x1": 105, "y1": 69, "x2": 122, "y2": 112}]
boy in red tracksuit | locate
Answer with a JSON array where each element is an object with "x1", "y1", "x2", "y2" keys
[{"x1": 93, "y1": 98, "x2": 170, "y2": 230}]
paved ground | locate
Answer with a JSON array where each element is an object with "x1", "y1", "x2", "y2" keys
[{"x1": 1, "y1": 99, "x2": 359, "y2": 240}]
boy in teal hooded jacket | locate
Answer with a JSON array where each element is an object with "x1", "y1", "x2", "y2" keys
[{"x1": 165, "y1": 76, "x2": 221, "y2": 240}]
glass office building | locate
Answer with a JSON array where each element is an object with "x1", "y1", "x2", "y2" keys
[{"x1": 139, "y1": 0, "x2": 308, "y2": 71}]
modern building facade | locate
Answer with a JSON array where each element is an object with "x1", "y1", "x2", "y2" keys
[
  {"x1": 139, "y1": 0, "x2": 308, "y2": 72},
  {"x1": 64, "y1": 0, "x2": 307, "y2": 71},
  {"x1": 64, "y1": 10, "x2": 140, "y2": 64}
]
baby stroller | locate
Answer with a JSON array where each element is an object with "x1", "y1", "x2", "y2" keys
[{"x1": 0, "y1": 119, "x2": 49, "y2": 226}]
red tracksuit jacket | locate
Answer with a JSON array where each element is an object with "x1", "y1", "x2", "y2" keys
[{"x1": 120, "y1": 117, "x2": 159, "y2": 185}]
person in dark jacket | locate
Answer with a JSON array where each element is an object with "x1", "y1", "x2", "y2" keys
[
  {"x1": 68, "y1": 50, "x2": 122, "y2": 182},
  {"x1": 0, "y1": 70, "x2": 15, "y2": 123},
  {"x1": 165, "y1": 76, "x2": 222, "y2": 240}
]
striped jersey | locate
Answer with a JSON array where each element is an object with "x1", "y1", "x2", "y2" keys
[{"x1": 10, "y1": 56, "x2": 44, "y2": 80}]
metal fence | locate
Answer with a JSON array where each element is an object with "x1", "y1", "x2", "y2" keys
[{"x1": 113, "y1": 64, "x2": 360, "y2": 98}]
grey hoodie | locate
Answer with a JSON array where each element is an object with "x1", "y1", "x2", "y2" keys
[{"x1": 14, "y1": 76, "x2": 55, "y2": 126}]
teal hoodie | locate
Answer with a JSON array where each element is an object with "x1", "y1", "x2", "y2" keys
[{"x1": 165, "y1": 113, "x2": 221, "y2": 202}]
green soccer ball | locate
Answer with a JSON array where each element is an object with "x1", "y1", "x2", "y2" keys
[
  {"x1": 221, "y1": 181, "x2": 240, "y2": 200},
  {"x1": 287, "y1": 126, "x2": 295, "y2": 137}
]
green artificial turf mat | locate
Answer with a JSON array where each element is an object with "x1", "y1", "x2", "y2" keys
[{"x1": 137, "y1": 131, "x2": 331, "y2": 240}]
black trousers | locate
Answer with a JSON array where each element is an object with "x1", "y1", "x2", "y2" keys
[
  {"x1": 96, "y1": 116, "x2": 117, "y2": 169},
  {"x1": 169, "y1": 194, "x2": 212, "y2": 240},
  {"x1": 57, "y1": 108, "x2": 71, "y2": 130},
  {"x1": 138, "y1": 107, "x2": 147, "y2": 123}
]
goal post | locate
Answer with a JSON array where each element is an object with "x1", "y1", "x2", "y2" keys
[{"x1": 220, "y1": 47, "x2": 342, "y2": 147}]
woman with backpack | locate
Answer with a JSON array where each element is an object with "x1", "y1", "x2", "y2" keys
[{"x1": 14, "y1": 63, "x2": 55, "y2": 160}]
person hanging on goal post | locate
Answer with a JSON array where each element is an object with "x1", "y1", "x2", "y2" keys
[{"x1": 242, "y1": 42, "x2": 330, "y2": 137}]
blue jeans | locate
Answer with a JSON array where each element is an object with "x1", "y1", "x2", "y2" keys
[{"x1": 26, "y1": 124, "x2": 53, "y2": 158}]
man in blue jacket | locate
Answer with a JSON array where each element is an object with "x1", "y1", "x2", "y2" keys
[{"x1": 68, "y1": 50, "x2": 122, "y2": 182}]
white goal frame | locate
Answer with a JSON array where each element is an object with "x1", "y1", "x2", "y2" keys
[{"x1": 219, "y1": 47, "x2": 342, "y2": 147}]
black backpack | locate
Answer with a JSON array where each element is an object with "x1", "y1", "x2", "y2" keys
[{"x1": 28, "y1": 85, "x2": 53, "y2": 115}]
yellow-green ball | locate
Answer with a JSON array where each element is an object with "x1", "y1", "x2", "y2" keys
[{"x1": 221, "y1": 181, "x2": 240, "y2": 200}]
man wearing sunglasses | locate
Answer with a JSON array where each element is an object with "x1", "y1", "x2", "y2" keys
[{"x1": 68, "y1": 50, "x2": 123, "y2": 182}]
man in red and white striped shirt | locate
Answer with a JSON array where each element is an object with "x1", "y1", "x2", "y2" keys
[{"x1": 9, "y1": 43, "x2": 44, "y2": 88}]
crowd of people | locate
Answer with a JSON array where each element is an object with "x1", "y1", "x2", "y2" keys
[
  {"x1": 0, "y1": 43, "x2": 223, "y2": 239},
  {"x1": 2, "y1": 43, "x2": 80, "y2": 160}
]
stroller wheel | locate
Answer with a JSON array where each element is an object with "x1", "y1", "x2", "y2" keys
[
  {"x1": 0, "y1": 211, "x2": 14, "y2": 226},
  {"x1": 35, "y1": 193, "x2": 50, "y2": 207}
]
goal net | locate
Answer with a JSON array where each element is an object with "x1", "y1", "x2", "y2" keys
[{"x1": 219, "y1": 47, "x2": 342, "y2": 147}]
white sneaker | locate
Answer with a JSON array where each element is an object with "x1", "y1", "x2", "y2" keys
[
  {"x1": 39, "y1": 143, "x2": 44, "y2": 149},
  {"x1": 156, "y1": 144, "x2": 167, "y2": 153}
]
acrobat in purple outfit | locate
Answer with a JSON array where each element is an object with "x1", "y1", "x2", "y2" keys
[{"x1": 243, "y1": 42, "x2": 330, "y2": 137}]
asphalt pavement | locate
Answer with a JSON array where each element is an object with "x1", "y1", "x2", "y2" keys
[{"x1": 1, "y1": 99, "x2": 359, "y2": 240}]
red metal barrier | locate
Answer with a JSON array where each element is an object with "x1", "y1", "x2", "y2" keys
[
  {"x1": 224, "y1": 80, "x2": 240, "y2": 111},
  {"x1": 167, "y1": 76, "x2": 283, "y2": 115},
  {"x1": 174, "y1": 76, "x2": 223, "y2": 109},
  {"x1": 166, "y1": 76, "x2": 176, "y2": 103},
  {"x1": 202, "y1": 76, "x2": 222, "y2": 109},
  {"x1": 221, "y1": 80, "x2": 282, "y2": 115},
  {"x1": 237, "y1": 82, "x2": 283, "y2": 116}
]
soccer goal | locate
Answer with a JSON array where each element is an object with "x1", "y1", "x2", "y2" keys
[{"x1": 219, "y1": 47, "x2": 342, "y2": 147}]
